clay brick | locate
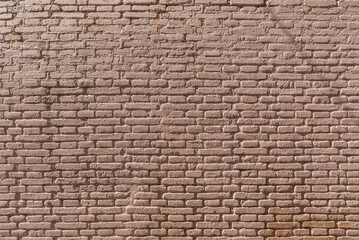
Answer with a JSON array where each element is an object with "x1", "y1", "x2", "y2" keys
[
  {"x1": 88, "y1": 0, "x2": 122, "y2": 4},
  {"x1": 19, "y1": 223, "x2": 51, "y2": 229},
  {"x1": 124, "y1": 0, "x2": 156, "y2": 3},
  {"x1": 304, "y1": 0, "x2": 337, "y2": 7},
  {"x1": 0, "y1": 0, "x2": 358, "y2": 239}
]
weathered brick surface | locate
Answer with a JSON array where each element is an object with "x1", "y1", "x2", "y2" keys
[{"x1": 0, "y1": 0, "x2": 358, "y2": 239}]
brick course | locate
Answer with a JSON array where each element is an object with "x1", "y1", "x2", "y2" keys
[{"x1": 0, "y1": 0, "x2": 359, "y2": 239}]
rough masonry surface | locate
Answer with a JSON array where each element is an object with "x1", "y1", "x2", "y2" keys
[{"x1": 0, "y1": 0, "x2": 359, "y2": 239}]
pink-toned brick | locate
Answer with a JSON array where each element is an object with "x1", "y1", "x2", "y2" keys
[{"x1": 0, "y1": 0, "x2": 358, "y2": 239}]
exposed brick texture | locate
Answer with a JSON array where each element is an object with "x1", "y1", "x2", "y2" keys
[{"x1": 0, "y1": 0, "x2": 359, "y2": 239}]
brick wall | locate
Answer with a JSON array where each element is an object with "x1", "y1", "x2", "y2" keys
[{"x1": 0, "y1": 0, "x2": 358, "y2": 239}]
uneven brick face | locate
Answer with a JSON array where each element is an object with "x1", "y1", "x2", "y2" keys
[{"x1": 0, "y1": 0, "x2": 358, "y2": 239}]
